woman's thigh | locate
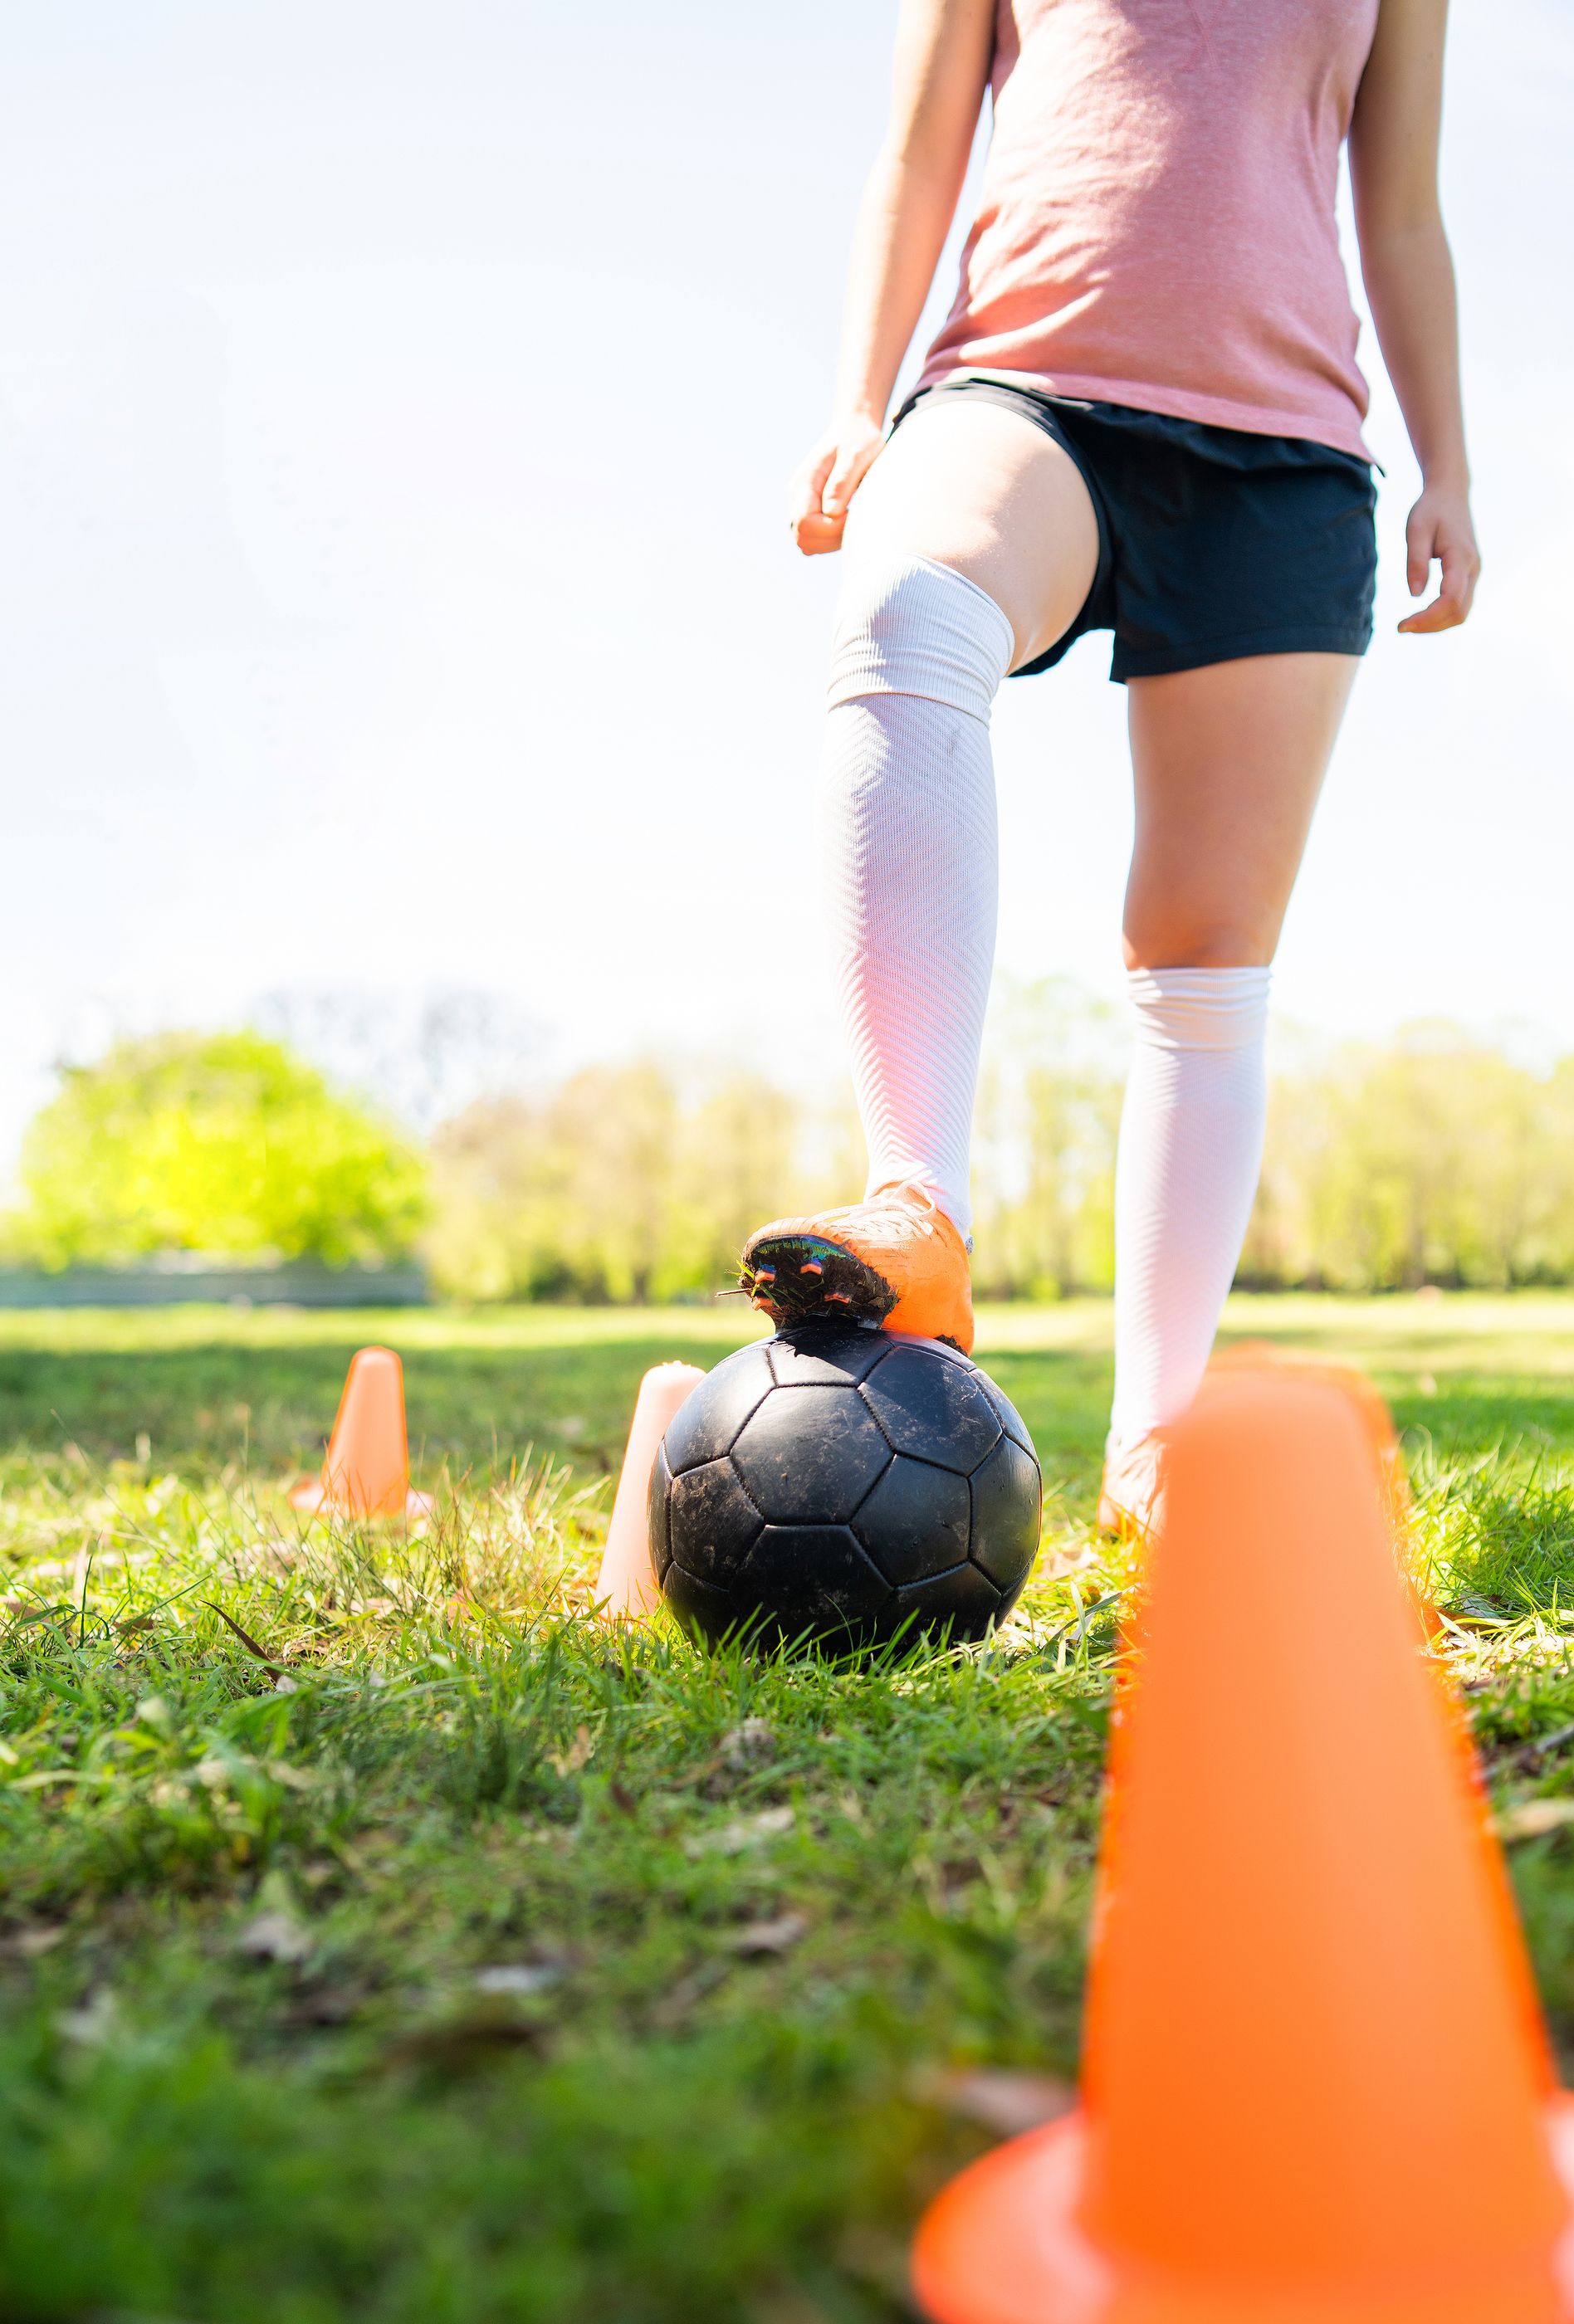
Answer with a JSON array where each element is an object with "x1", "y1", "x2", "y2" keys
[
  {"x1": 1123, "y1": 652, "x2": 1360, "y2": 969},
  {"x1": 842, "y1": 398, "x2": 1101, "y2": 671}
]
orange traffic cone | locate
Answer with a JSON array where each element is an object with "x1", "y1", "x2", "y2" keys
[
  {"x1": 1211, "y1": 1335, "x2": 1416, "y2": 1534},
  {"x1": 914, "y1": 1364, "x2": 1574, "y2": 2324},
  {"x1": 594, "y1": 1361, "x2": 704, "y2": 1618},
  {"x1": 290, "y1": 1346, "x2": 433, "y2": 1521}
]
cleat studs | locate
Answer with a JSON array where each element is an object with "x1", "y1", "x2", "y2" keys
[
  {"x1": 799, "y1": 1260, "x2": 824, "y2": 1278},
  {"x1": 754, "y1": 1265, "x2": 776, "y2": 1284}
]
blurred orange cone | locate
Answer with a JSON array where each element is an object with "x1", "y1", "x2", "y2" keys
[
  {"x1": 595, "y1": 1361, "x2": 704, "y2": 1618},
  {"x1": 290, "y1": 1345, "x2": 433, "y2": 1521},
  {"x1": 1211, "y1": 1335, "x2": 1416, "y2": 1532},
  {"x1": 913, "y1": 1363, "x2": 1574, "y2": 2324}
]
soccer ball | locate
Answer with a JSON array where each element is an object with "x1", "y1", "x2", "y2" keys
[{"x1": 648, "y1": 1321, "x2": 1041, "y2": 1652}]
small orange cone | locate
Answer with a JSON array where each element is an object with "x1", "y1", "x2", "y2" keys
[
  {"x1": 290, "y1": 1346, "x2": 433, "y2": 1521},
  {"x1": 913, "y1": 1364, "x2": 1574, "y2": 2324},
  {"x1": 595, "y1": 1361, "x2": 705, "y2": 1618}
]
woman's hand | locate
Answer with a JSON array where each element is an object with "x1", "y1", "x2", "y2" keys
[
  {"x1": 789, "y1": 412, "x2": 887, "y2": 555},
  {"x1": 1397, "y1": 484, "x2": 1480, "y2": 634}
]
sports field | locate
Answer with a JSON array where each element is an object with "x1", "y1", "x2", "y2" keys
[{"x1": 3, "y1": 1294, "x2": 1574, "y2": 2322}]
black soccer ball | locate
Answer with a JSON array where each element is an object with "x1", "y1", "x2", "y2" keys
[{"x1": 648, "y1": 1321, "x2": 1041, "y2": 1653}]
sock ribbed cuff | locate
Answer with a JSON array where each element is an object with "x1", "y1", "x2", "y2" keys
[
  {"x1": 827, "y1": 554, "x2": 1014, "y2": 724},
  {"x1": 1126, "y1": 965, "x2": 1272, "y2": 1053}
]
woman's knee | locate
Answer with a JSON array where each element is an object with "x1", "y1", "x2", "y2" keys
[
  {"x1": 1121, "y1": 915, "x2": 1278, "y2": 970},
  {"x1": 828, "y1": 552, "x2": 1015, "y2": 721},
  {"x1": 842, "y1": 403, "x2": 1099, "y2": 668}
]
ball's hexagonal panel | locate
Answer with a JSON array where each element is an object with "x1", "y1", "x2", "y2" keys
[
  {"x1": 730, "y1": 1384, "x2": 892, "y2": 1524},
  {"x1": 647, "y1": 1444, "x2": 674, "y2": 1584},
  {"x1": 735, "y1": 1524, "x2": 892, "y2": 1643},
  {"x1": 902, "y1": 1333, "x2": 979, "y2": 1373},
  {"x1": 860, "y1": 1344, "x2": 1003, "y2": 1474},
  {"x1": 969, "y1": 1435, "x2": 1043, "y2": 1597},
  {"x1": 767, "y1": 1323, "x2": 888, "y2": 1389},
  {"x1": 666, "y1": 1457, "x2": 764, "y2": 1588},
  {"x1": 662, "y1": 1560, "x2": 740, "y2": 1642},
  {"x1": 662, "y1": 1341, "x2": 775, "y2": 1475},
  {"x1": 890, "y1": 1560, "x2": 1003, "y2": 1643},
  {"x1": 852, "y1": 1452, "x2": 971, "y2": 1584},
  {"x1": 976, "y1": 1370, "x2": 1035, "y2": 1457}
]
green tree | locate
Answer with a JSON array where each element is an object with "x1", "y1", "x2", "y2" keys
[
  {"x1": 426, "y1": 1066, "x2": 682, "y2": 1305},
  {"x1": 11, "y1": 1032, "x2": 427, "y2": 1267},
  {"x1": 1247, "y1": 1024, "x2": 1574, "y2": 1291},
  {"x1": 425, "y1": 1064, "x2": 847, "y2": 1305},
  {"x1": 973, "y1": 979, "x2": 1123, "y2": 1296}
]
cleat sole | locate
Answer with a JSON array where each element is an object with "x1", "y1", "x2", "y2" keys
[{"x1": 740, "y1": 1232, "x2": 898, "y2": 1330}]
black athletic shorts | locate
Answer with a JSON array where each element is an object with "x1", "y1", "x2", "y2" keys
[{"x1": 891, "y1": 375, "x2": 1378, "y2": 684}]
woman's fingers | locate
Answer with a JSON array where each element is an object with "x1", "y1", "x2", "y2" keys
[
  {"x1": 789, "y1": 444, "x2": 845, "y2": 555},
  {"x1": 787, "y1": 419, "x2": 886, "y2": 555},
  {"x1": 1405, "y1": 512, "x2": 1434, "y2": 600},
  {"x1": 1397, "y1": 544, "x2": 1479, "y2": 633},
  {"x1": 1398, "y1": 500, "x2": 1481, "y2": 634},
  {"x1": 789, "y1": 446, "x2": 834, "y2": 530},
  {"x1": 821, "y1": 433, "x2": 882, "y2": 521}
]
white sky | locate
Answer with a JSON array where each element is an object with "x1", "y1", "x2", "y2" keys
[{"x1": 2, "y1": 0, "x2": 1570, "y2": 1170}]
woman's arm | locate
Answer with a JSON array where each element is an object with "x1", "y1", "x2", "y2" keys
[
  {"x1": 1348, "y1": 0, "x2": 1480, "y2": 632},
  {"x1": 789, "y1": 0, "x2": 995, "y2": 556}
]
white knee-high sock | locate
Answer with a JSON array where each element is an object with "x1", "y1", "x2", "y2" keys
[
  {"x1": 823, "y1": 554, "x2": 1014, "y2": 1239},
  {"x1": 1109, "y1": 965, "x2": 1272, "y2": 1448}
]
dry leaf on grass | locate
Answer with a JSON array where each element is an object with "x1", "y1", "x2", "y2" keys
[
  {"x1": 7, "y1": 1925, "x2": 67, "y2": 1959},
  {"x1": 234, "y1": 1910, "x2": 315, "y2": 1965},
  {"x1": 1497, "y1": 1798, "x2": 1574, "y2": 1841},
  {"x1": 474, "y1": 1961, "x2": 565, "y2": 1996},
  {"x1": 748, "y1": 2287, "x2": 842, "y2": 2324},
  {"x1": 383, "y1": 2004, "x2": 545, "y2": 2075},
  {"x1": 835, "y1": 2224, "x2": 919, "y2": 2305},
  {"x1": 687, "y1": 1805, "x2": 795, "y2": 1858},
  {"x1": 725, "y1": 1913, "x2": 808, "y2": 1958},
  {"x1": 203, "y1": 1601, "x2": 286, "y2": 1677},
  {"x1": 56, "y1": 1990, "x2": 118, "y2": 2047},
  {"x1": 721, "y1": 1717, "x2": 777, "y2": 1771},
  {"x1": 549, "y1": 1725, "x2": 595, "y2": 1776},
  {"x1": 281, "y1": 1983, "x2": 371, "y2": 2029},
  {"x1": 912, "y1": 2064, "x2": 1077, "y2": 2136},
  {"x1": 649, "y1": 1960, "x2": 731, "y2": 2029}
]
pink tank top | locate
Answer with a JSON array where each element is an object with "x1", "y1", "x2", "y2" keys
[{"x1": 917, "y1": 0, "x2": 1381, "y2": 458}]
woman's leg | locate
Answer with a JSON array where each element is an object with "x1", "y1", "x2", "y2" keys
[
  {"x1": 827, "y1": 400, "x2": 1098, "y2": 1228},
  {"x1": 744, "y1": 398, "x2": 1099, "y2": 1346},
  {"x1": 1106, "y1": 653, "x2": 1358, "y2": 1491}
]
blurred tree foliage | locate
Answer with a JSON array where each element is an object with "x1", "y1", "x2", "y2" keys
[
  {"x1": 8, "y1": 1032, "x2": 427, "y2": 1268},
  {"x1": 426, "y1": 1065, "x2": 857, "y2": 1303},
  {"x1": 427, "y1": 996, "x2": 1574, "y2": 1301},
  {"x1": 1244, "y1": 1025, "x2": 1574, "y2": 1291},
  {"x1": 13, "y1": 1000, "x2": 1574, "y2": 1297},
  {"x1": 971, "y1": 980, "x2": 1124, "y2": 1298}
]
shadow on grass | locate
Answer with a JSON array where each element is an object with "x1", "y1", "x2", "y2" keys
[
  {"x1": 0, "y1": 1332, "x2": 1126, "y2": 1508},
  {"x1": 2, "y1": 1321, "x2": 1572, "y2": 1524}
]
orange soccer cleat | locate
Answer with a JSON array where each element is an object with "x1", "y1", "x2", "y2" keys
[{"x1": 739, "y1": 1180, "x2": 974, "y2": 1352}]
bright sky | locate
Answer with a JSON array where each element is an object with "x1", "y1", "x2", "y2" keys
[{"x1": 2, "y1": 1, "x2": 1571, "y2": 1169}]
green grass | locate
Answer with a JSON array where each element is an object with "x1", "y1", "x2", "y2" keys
[{"x1": 4, "y1": 1294, "x2": 1574, "y2": 2322}]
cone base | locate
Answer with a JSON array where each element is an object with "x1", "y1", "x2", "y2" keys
[
  {"x1": 912, "y1": 2097, "x2": 1574, "y2": 2324},
  {"x1": 288, "y1": 1478, "x2": 434, "y2": 1521}
]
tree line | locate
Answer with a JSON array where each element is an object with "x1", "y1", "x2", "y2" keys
[
  {"x1": 429, "y1": 988, "x2": 1574, "y2": 1298},
  {"x1": 9, "y1": 993, "x2": 1574, "y2": 1297}
]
